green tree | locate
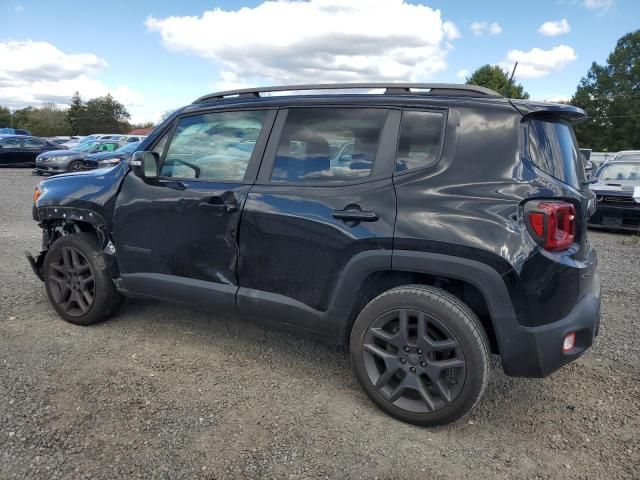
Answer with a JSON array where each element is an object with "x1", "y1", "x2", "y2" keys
[
  {"x1": 9, "y1": 104, "x2": 71, "y2": 136},
  {"x1": 0, "y1": 106, "x2": 12, "y2": 127},
  {"x1": 66, "y1": 91, "x2": 85, "y2": 135},
  {"x1": 571, "y1": 30, "x2": 640, "y2": 151},
  {"x1": 80, "y1": 94, "x2": 131, "y2": 134},
  {"x1": 465, "y1": 64, "x2": 529, "y2": 99}
]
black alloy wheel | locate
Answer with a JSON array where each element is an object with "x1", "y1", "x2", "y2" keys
[
  {"x1": 350, "y1": 285, "x2": 490, "y2": 426},
  {"x1": 362, "y1": 308, "x2": 465, "y2": 413},
  {"x1": 46, "y1": 245, "x2": 95, "y2": 316},
  {"x1": 43, "y1": 233, "x2": 123, "y2": 325}
]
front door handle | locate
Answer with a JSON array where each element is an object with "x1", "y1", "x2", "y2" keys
[
  {"x1": 199, "y1": 201, "x2": 238, "y2": 213},
  {"x1": 332, "y1": 209, "x2": 379, "y2": 222}
]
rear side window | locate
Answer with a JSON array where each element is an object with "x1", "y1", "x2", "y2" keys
[
  {"x1": 395, "y1": 110, "x2": 445, "y2": 173},
  {"x1": 528, "y1": 119, "x2": 583, "y2": 189},
  {"x1": 271, "y1": 108, "x2": 387, "y2": 183}
]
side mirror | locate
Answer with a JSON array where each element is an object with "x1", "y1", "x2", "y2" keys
[{"x1": 130, "y1": 151, "x2": 159, "y2": 178}]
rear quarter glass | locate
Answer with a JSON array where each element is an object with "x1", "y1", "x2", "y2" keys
[{"x1": 527, "y1": 118, "x2": 585, "y2": 189}]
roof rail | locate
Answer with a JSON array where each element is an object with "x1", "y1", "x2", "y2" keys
[{"x1": 193, "y1": 83, "x2": 503, "y2": 103}]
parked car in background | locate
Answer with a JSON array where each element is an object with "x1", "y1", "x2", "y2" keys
[
  {"x1": 590, "y1": 152, "x2": 617, "y2": 172},
  {"x1": 610, "y1": 150, "x2": 640, "y2": 163},
  {"x1": 0, "y1": 127, "x2": 31, "y2": 136},
  {"x1": 61, "y1": 134, "x2": 122, "y2": 149},
  {"x1": 0, "y1": 135, "x2": 60, "y2": 167},
  {"x1": 34, "y1": 140, "x2": 123, "y2": 174},
  {"x1": 45, "y1": 136, "x2": 79, "y2": 145},
  {"x1": 589, "y1": 158, "x2": 640, "y2": 231},
  {"x1": 122, "y1": 135, "x2": 146, "y2": 143},
  {"x1": 84, "y1": 141, "x2": 141, "y2": 169}
]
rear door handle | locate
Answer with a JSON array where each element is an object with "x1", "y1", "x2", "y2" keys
[
  {"x1": 199, "y1": 201, "x2": 238, "y2": 213},
  {"x1": 332, "y1": 209, "x2": 379, "y2": 222}
]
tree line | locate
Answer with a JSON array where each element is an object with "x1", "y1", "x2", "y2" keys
[
  {"x1": 0, "y1": 92, "x2": 153, "y2": 137},
  {"x1": 465, "y1": 29, "x2": 639, "y2": 151}
]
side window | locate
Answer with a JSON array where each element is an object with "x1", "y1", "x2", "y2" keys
[
  {"x1": 24, "y1": 138, "x2": 46, "y2": 148},
  {"x1": 0, "y1": 137, "x2": 21, "y2": 148},
  {"x1": 271, "y1": 108, "x2": 387, "y2": 183},
  {"x1": 160, "y1": 110, "x2": 268, "y2": 181},
  {"x1": 395, "y1": 110, "x2": 445, "y2": 173},
  {"x1": 528, "y1": 119, "x2": 583, "y2": 189}
]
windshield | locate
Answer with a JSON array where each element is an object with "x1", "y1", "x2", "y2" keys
[
  {"x1": 115, "y1": 142, "x2": 140, "y2": 153},
  {"x1": 599, "y1": 162, "x2": 640, "y2": 181},
  {"x1": 614, "y1": 153, "x2": 640, "y2": 162},
  {"x1": 71, "y1": 141, "x2": 101, "y2": 152}
]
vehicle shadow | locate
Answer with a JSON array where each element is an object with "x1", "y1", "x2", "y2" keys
[{"x1": 107, "y1": 297, "x2": 564, "y2": 432}]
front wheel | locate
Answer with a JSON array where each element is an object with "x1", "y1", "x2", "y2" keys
[
  {"x1": 350, "y1": 285, "x2": 490, "y2": 427},
  {"x1": 43, "y1": 233, "x2": 123, "y2": 326},
  {"x1": 68, "y1": 160, "x2": 84, "y2": 172}
]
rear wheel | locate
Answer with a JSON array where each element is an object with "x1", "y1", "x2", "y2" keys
[
  {"x1": 43, "y1": 233, "x2": 122, "y2": 326},
  {"x1": 350, "y1": 285, "x2": 490, "y2": 426},
  {"x1": 68, "y1": 160, "x2": 84, "y2": 172}
]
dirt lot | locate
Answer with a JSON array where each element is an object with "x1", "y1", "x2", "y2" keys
[{"x1": 1, "y1": 168, "x2": 639, "y2": 479}]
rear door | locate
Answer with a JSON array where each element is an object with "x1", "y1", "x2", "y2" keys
[
  {"x1": 237, "y1": 106, "x2": 399, "y2": 335},
  {"x1": 113, "y1": 108, "x2": 276, "y2": 311},
  {"x1": 0, "y1": 137, "x2": 22, "y2": 165},
  {"x1": 22, "y1": 137, "x2": 49, "y2": 165}
]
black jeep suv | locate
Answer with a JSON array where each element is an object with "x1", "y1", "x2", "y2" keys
[{"x1": 28, "y1": 83, "x2": 600, "y2": 426}]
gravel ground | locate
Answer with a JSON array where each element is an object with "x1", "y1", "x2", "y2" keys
[{"x1": 1, "y1": 168, "x2": 639, "y2": 479}]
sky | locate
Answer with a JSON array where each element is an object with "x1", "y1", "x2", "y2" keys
[{"x1": 1, "y1": 0, "x2": 638, "y2": 123}]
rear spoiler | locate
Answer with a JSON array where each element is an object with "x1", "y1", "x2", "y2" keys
[{"x1": 509, "y1": 99, "x2": 588, "y2": 123}]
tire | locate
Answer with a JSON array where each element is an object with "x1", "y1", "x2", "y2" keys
[
  {"x1": 68, "y1": 160, "x2": 84, "y2": 172},
  {"x1": 43, "y1": 233, "x2": 123, "y2": 326},
  {"x1": 350, "y1": 285, "x2": 490, "y2": 427}
]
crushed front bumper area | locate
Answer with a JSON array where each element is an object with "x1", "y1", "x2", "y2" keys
[{"x1": 25, "y1": 251, "x2": 46, "y2": 281}]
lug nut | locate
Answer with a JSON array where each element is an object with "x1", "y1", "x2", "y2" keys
[
  {"x1": 410, "y1": 367, "x2": 416, "y2": 373},
  {"x1": 400, "y1": 358, "x2": 406, "y2": 363},
  {"x1": 417, "y1": 349, "x2": 423, "y2": 354},
  {"x1": 421, "y1": 361, "x2": 426, "y2": 367},
  {"x1": 404, "y1": 346, "x2": 410, "y2": 352}
]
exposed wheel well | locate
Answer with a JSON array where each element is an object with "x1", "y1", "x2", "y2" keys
[
  {"x1": 41, "y1": 219, "x2": 100, "y2": 250},
  {"x1": 346, "y1": 270, "x2": 499, "y2": 354}
]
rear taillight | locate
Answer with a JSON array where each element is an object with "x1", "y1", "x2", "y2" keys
[{"x1": 525, "y1": 201, "x2": 576, "y2": 251}]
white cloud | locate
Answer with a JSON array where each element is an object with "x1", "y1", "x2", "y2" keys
[
  {"x1": 456, "y1": 69, "x2": 470, "y2": 79},
  {"x1": 146, "y1": 0, "x2": 461, "y2": 89},
  {"x1": 443, "y1": 21, "x2": 462, "y2": 40},
  {"x1": 14, "y1": 5, "x2": 24, "y2": 12},
  {"x1": 471, "y1": 21, "x2": 502, "y2": 36},
  {"x1": 538, "y1": 19, "x2": 571, "y2": 36},
  {"x1": 0, "y1": 40, "x2": 143, "y2": 111},
  {"x1": 583, "y1": 0, "x2": 614, "y2": 11},
  {"x1": 501, "y1": 45, "x2": 577, "y2": 79}
]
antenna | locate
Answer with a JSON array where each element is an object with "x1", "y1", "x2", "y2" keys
[{"x1": 505, "y1": 61, "x2": 518, "y2": 98}]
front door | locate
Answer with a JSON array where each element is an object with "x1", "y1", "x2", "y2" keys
[
  {"x1": 112, "y1": 108, "x2": 276, "y2": 311},
  {"x1": 237, "y1": 106, "x2": 399, "y2": 335}
]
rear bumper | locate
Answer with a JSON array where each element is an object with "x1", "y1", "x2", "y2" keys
[
  {"x1": 499, "y1": 273, "x2": 600, "y2": 377},
  {"x1": 588, "y1": 203, "x2": 640, "y2": 231}
]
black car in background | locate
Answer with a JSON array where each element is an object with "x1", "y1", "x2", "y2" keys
[
  {"x1": 0, "y1": 135, "x2": 60, "y2": 167},
  {"x1": 83, "y1": 141, "x2": 141, "y2": 170},
  {"x1": 589, "y1": 158, "x2": 640, "y2": 231},
  {"x1": 35, "y1": 140, "x2": 123, "y2": 175}
]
